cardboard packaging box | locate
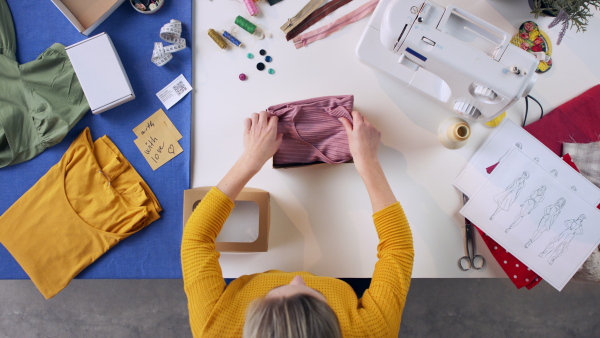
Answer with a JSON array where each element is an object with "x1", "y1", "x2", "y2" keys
[
  {"x1": 183, "y1": 187, "x2": 270, "y2": 252},
  {"x1": 66, "y1": 33, "x2": 135, "y2": 114},
  {"x1": 51, "y1": 0, "x2": 125, "y2": 36}
]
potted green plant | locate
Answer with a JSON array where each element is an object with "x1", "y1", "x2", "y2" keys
[{"x1": 529, "y1": 0, "x2": 599, "y2": 44}]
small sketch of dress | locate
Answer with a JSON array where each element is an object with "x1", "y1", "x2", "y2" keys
[
  {"x1": 506, "y1": 186, "x2": 546, "y2": 233},
  {"x1": 525, "y1": 198, "x2": 565, "y2": 248},
  {"x1": 490, "y1": 171, "x2": 529, "y2": 220},
  {"x1": 539, "y1": 214, "x2": 586, "y2": 265}
]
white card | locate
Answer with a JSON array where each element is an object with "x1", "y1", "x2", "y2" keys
[{"x1": 156, "y1": 74, "x2": 192, "y2": 110}]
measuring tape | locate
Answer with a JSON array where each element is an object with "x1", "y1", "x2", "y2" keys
[{"x1": 151, "y1": 19, "x2": 187, "y2": 66}]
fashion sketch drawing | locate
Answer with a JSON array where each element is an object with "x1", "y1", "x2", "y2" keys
[
  {"x1": 539, "y1": 214, "x2": 586, "y2": 265},
  {"x1": 525, "y1": 198, "x2": 566, "y2": 248},
  {"x1": 506, "y1": 186, "x2": 546, "y2": 233},
  {"x1": 486, "y1": 143, "x2": 522, "y2": 174},
  {"x1": 490, "y1": 171, "x2": 529, "y2": 220}
]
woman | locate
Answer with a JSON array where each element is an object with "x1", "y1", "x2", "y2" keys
[
  {"x1": 505, "y1": 186, "x2": 546, "y2": 233},
  {"x1": 539, "y1": 214, "x2": 586, "y2": 265},
  {"x1": 490, "y1": 171, "x2": 529, "y2": 220},
  {"x1": 181, "y1": 110, "x2": 414, "y2": 337},
  {"x1": 525, "y1": 197, "x2": 565, "y2": 248}
]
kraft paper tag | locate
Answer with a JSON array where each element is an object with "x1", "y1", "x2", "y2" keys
[
  {"x1": 133, "y1": 108, "x2": 182, "y2": 140},
  {"x1": 134, "y1": 124, "x2": 183, "y2": 170}
]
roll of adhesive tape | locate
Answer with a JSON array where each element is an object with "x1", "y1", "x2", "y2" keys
[{"x1": 438, "y1": 117, "x2": 470, "y2": 149}]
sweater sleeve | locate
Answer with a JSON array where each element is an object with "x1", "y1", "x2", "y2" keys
[
  {"x1": 181, "y1": 187, "x2": 234, "y2": 335},
  {"x1": 358, "y1": 202, "x2": 414, "y2": 337}
]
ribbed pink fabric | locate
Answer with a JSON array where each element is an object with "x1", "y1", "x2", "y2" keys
[{"x1": 267, "y1": 95, "x2": 354, "y2": 167}]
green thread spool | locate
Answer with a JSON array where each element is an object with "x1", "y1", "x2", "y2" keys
[
  {"x1": 235, "y1": 16, "x2": 264, "y2": 39},
  {"x1": 235, "y1": 16, "x2": 256, "y2": 34},
  {"x1": 208, "y1": 29, "x2": 227, "y2": 49}
]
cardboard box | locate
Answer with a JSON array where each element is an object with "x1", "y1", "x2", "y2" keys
[
  {"x1": 51, "y1": 0, "x2": 125, "y2": 36},
  {"x1": 66, "y1": 33, "x2": 135, "y2": 114},
  {"x1": 183, "y1": 187, "x2": 270, "y2": 252}
]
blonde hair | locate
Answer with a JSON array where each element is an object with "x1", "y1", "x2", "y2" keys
[{"x1": 243, "y1": 294, "x2": 342, "y2": 338}]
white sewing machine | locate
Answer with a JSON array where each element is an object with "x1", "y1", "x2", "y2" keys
[{"x1": 356, "y1": 0, "x2": 539, "y2": 122}]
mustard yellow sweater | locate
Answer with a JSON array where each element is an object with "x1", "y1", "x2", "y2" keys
[{"x1": 181, "y1": 187, "x2": 414, "y2": 337}]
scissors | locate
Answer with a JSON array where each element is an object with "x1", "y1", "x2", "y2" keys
[{"x1": 459, "y1": 194, "x2": 486, "y2": 271}]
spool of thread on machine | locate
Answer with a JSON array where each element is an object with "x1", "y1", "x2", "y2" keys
[
  {"x1": 235, "y1": 16, "x2": 265, "y2": 39},
  {"x1": 438, "y1": 117, "x2": 470, "y2": 149},
  {"x1": 208, "y1": 28, "x2": 227, "y2": 49}
]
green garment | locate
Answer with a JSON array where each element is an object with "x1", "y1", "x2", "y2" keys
[{"x1": 0, "y1": 0, "x2": 89, "y2": 168}]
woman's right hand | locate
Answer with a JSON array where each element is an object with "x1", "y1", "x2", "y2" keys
[
  {"x1": 217, "y1": 111, "x2": 282, "y2": 201},
  {"x1": 240, "y1": 111, "x2": 283, "y2": 173}
]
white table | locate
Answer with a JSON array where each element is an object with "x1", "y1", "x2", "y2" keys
[{"x1": 192, "y1": 0, "x2": 600, "y2": 278}]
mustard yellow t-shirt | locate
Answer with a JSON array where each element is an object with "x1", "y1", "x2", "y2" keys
[
  {"x1": 181, "y1": 187, "x2": 414, "y2": 337},
  {"x1": 0, "y1": 128, "x2": 161, "y2": 299}
]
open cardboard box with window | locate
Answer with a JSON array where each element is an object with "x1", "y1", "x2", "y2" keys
[
  {"x1": 183, "y1": 187, "x2": 270, "y2": 252},
  {"x1": 51, "y1": 0, "x2": 125, "y2": 35}
]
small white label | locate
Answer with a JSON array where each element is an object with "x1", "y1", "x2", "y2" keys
[{"x1": 156, "y1": 74, "x2": 192, "y2": 110}]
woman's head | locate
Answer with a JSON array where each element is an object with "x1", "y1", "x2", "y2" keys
[{"x1": 243, "y1": 276, "x2": 342, "y2": 338}]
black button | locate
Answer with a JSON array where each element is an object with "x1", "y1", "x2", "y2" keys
[
  {"x1": 257, "y1": 62, "x2": 265, "y2": 70},
  {"x1": 259, "y1": 49, "x2": 267, "y2": 56}
]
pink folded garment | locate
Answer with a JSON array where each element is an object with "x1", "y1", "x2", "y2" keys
[{"x1": 267, "y1": 95, "x2": 354, "y2": 167}]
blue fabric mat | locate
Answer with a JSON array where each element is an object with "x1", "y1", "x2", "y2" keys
[{"x1": 0, "y1": 0, "x2": 192, "y2": 279}]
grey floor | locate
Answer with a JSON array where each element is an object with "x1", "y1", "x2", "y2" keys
[{"x1": 1, "y1": 278, "x2": 599, "y2": 337}]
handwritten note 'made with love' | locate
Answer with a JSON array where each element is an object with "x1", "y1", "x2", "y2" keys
[{"x1": 133, "y1": 109, "x2": 183, "y2": 170}]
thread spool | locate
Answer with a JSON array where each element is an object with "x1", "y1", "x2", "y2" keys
[
  {"x1": 235, "y1": 16, "x2": 265, "y2": 39},
  {"x1": 208, "y1": 29, "x2": 227, "y2": 49},
  {"x1": 243, "y1": 0, "x2": 259, "y2": 16},
  {"x1": 438, "y1": 117, "x2": 470, "y2": 149},
  {"x1": 222, "y1": 30, "x2": 243, "y2": 47}
]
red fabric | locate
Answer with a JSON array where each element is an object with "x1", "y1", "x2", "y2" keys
[
  {"x1": 525, "y1": 84, "x2": 600, "y2": 211},
  {"x1": 476, "y1": 227, "x2": 543, "y2": 289},
  {"x1": 562, "y1": 153, "x2": 578, "y2": 171},
  {"x1": 486, "y1": 163, "x2": 498, "y2": 174},
  {"x1": 523, "y1": 84, "x2": 600, "y2": 155}
]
